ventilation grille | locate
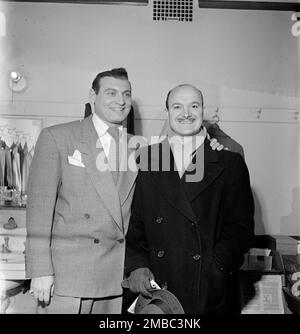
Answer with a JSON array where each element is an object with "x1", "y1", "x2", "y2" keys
[{"x1": 153, "y1": 0, "x2": 193, "y2": 22}]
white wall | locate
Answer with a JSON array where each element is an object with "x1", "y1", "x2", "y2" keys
[{"x1": 0, "y1": 1, "x2": 299, "y2": 235}]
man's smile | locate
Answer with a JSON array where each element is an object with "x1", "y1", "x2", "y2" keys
[{"x1": 110, "y1": 107, "x2": 126, "y2": 112}]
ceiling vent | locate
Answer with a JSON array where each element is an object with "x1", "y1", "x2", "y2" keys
[{"x1": 153, "y1": 0, "x2": 193, "y2": 22}]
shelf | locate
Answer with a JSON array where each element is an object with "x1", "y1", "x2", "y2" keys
[{"x1": 0, "y1": 206, "x2": 26, "y2": 211}]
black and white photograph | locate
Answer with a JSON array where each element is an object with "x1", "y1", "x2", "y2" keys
[{"x1": 0, "y1": 0, "x2": 299, "y2": 324}]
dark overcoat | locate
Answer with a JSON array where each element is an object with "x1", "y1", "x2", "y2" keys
[{"x1": 125, "y1": 138, "x2": 254, "y2": 314}]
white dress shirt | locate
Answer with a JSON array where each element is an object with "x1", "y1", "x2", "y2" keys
[
  {"x1": 168, "y1": 127, "x2": 207, "y2": 178},
  {"x1": 92, "y1": 113, "x2": 123, "y2": 158}
]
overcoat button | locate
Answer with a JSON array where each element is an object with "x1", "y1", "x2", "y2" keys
[
  {"x1": 193, "y1": 254, "x2": 201, "y2": 261},
  {"x1": 84, "y1": 213, "x2": 90, "y2": 219},
  {"x1": 156, "y1": 217, "x2": 163, "y2": 224},
  {"x1": 157, "y1": 250, "x2": 165, "y2": 258},
  {"x1": 94, "y1": 239, "x2": 100, "y2": 244},
  {"x1": 118, "y1": 239, "x2": 125, "y2": 244}
]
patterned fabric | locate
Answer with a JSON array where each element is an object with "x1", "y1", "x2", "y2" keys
[{"x1": 107, "y1": 126, "x2": 120, "y2": 184}]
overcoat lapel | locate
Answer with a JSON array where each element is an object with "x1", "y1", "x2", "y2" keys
[
  {"x1": 77, "y1": 116, "x2": 123, "y2": 233},
  {"x1": 182, "y1": 139, "x2": 224, "y2": 202}
]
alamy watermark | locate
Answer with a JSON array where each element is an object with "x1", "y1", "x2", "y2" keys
[{"x1": 95, "y1": 134, "x2": 205, "y2": 182}]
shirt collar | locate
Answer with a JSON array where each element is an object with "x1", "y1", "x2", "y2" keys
[{"x1": 92, "y1": 113, "x2": 123, "y2": 138}]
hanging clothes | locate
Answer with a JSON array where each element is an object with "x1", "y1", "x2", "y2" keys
[
  {"x1": 0, "y1": 139, "x2": 6, "y2": 186},
  {"x1": 12, "y1": 144, "x2": 22, "y2": 192},
  {"x1": 10, "y1": 142, "x2": 16, "y2": 188},
  {"x1": 22, "y1": 142, "x2": 32, "y2": 194},
  {"x1": 4, "y1": 144, "x2": 13, "y2": 188},
  {"x1": 0, "y1": 135, "x2": 35, "y2": 194},
  {"x1": 18, "y1": 142, "x2": 25, "y2": 182}
]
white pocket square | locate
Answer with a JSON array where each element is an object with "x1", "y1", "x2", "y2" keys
[{"x1": 68, "y1": 150, "x2": 85, "y2": 167}]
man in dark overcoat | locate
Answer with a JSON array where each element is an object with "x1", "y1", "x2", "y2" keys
[{"x1": 123, "y1": 84, "x2": 255, "y2": 314}]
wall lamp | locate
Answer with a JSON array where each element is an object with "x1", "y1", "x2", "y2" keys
[{"x1": 9, "y1": 71, "x2": 27, "y2": 92}]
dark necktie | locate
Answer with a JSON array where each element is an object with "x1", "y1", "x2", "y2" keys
[{"x1": 107, "y1": 126, "x2": 120, "y2": 184}]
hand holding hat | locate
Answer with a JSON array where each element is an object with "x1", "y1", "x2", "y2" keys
[
  {"x1": 125, "y1": 279, "x2": 160, "y2": 314},
  {"x1": 122, "y1": 268, "x2": 185, "y2": 314},
  {"x1": 134, "y1": 289, "x2": 185, "y2": 314},
  {"x1": 121, "y1": 267, "x2": 155, "y2": 298}
]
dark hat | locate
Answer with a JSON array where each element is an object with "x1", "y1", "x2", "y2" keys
[{"x1": 134, "y1": 289, "x2": 185, "y2": 314}]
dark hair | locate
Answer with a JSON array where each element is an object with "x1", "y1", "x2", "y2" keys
[
  {"x1": 165, "y1": 84, "x2": 204, "y2": 110},
  {"x1": 92, "y1": 67, "x2": 129, "y2": 94}
]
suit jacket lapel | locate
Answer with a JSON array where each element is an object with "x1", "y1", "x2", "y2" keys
[
  {"x1": 182, "y1": 139, "x2": 224, "y2": 202},
  {"x1": 151, "y1": 139, "x2": 196, "y2": 223},
  {"x1": 77, "y1": 116, "x2": 123, "y2": 233},
  {"x1": 117, "y1": 131, "x2": 138, "y2": 206}
]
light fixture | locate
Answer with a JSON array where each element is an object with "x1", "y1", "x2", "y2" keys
[
  {"x1": 10, "y1": 71, "x2": 21, "y2": 82},
  {"x1": 291, "y1": 12, "x2": 300, "y2": 37},
  {"x1": 9, "y1": 71, "x2": 27, "y2": 92}
]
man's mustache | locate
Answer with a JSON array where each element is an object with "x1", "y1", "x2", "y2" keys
[{"x1": 177, "y1": 115, "x2": 195, "y2": 121}]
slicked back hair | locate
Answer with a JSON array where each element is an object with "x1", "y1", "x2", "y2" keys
[{"x1": 92, "y1": 67, "x2": 129, "y2": 94}]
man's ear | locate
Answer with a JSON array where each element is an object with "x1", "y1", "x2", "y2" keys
[
  {"x1": 89, "y1": 88, "x2": 96, "y2": 103},
  {"x1": 89, "y1": 89, "x2": 96, "y2": 114}
]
